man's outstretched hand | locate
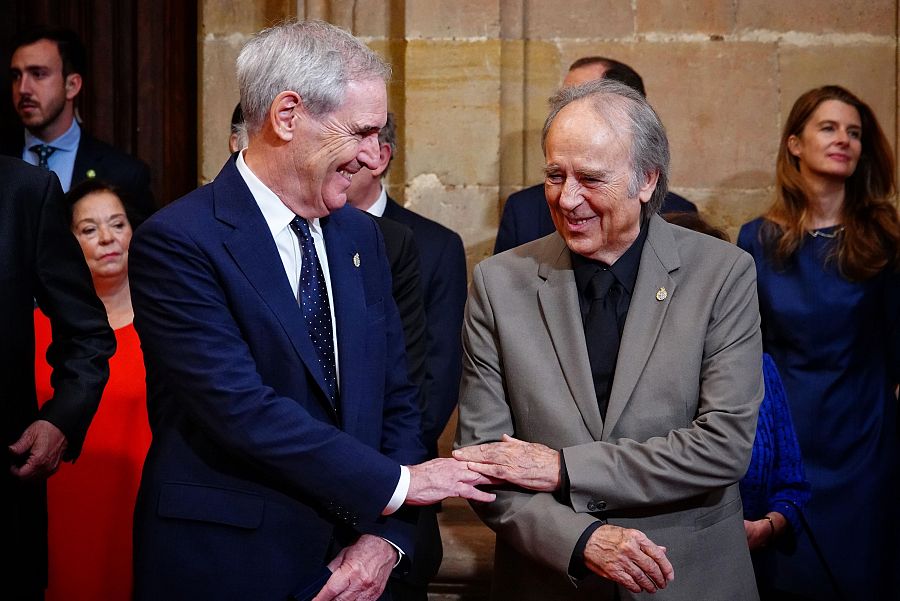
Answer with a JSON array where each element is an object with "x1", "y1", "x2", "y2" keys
[{"x1": 406, "y1": 457, "x2": 496, "y2": 505}]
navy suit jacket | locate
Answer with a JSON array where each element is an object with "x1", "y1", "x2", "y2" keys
[
  {"x1": 129, "y1": 157, "x2": 426, "y2": 600},
  {"x1": 3, "y1": 129, "x2": 155, "y2": 226},
  {"x1": 493, "y1": 183, "x2": 698, "y2": 254},
  {"x1": 383, "y1": 197, "x2": 467, "y2": 458}
]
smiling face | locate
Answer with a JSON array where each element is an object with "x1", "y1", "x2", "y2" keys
[
  {"x1": 543, "y1": 98, "x2": 656, "y2": 263},
  {"x1": 71, "y1": 190, "x2": 132, "y2": 282},
  {"x1": 788, "y1": 99, "x2": 862, "y2": 183},
  {"x1": 10, "y1": 39, "x2": 79, "y2": 140},
  {"x1": 290, "y1": 78, "x2": 387, "y2": 218}
]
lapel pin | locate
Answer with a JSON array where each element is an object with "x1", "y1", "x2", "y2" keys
[
  {"x1": 86, "y1": 169, "x2": 96, "y2": 179},
  {"x1": 655, "y1": 287, "x2": 668, "y2": 301},
  {"x1": 353, "y1": 253, "x2": 361, "y2": 268}
]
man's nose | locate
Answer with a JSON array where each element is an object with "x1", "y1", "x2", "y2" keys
[
  {"x1": 558, "y1": 178, "x2": 582, "y2": 209},
  {"x1": 357, "y1": 133, "x2": 380, "y2": 169}
]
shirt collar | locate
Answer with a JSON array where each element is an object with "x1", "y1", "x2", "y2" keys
[
  {"x1": 572, "y1": 219, "x2": 649, "y2": 296},
  {"x1": 366, "y1": 184, "x2": 388, "y2": 217},
  {"x1": 24, "y1": 118, "x2": 80, "y2": 151},
  {"x1": 235, "y1": 150, "x2": 322, "y2": 236}
]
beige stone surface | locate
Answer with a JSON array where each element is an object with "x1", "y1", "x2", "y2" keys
[
  {"x1": 203, "y1": 0, "x2": 293, "y2": 35},
  {"x1": 199, "y1": 38, "x2": 243, "y2": 184},
  {"x1": 640, "y1": 42, "x2": 780, "y2": 190},
  {"x1": 522, "y1": 0, "x2": 635, "y2": 39},
  {"x1": 299, "y1": 0, "x2": 391, "y2": 37},
  {"x1": 404, "y1": 174, "x2": 499, "y2": 270},
  {"x1": 637, "y1": 0, "x2": 736, "y2": 35},
  {"x1": 735, "y1": 0, "x2": 895, "y2": 35},
  {"x1": 406, "y1": 0, "x2": 501, "y2": 39},
  {"x1": 778, "y1": 43, "x2": 897, "y2": 150},
  {"x1": 499, "y1": 40, "x2": 527, "y2": 187},
  {"x1": 521, "y1": 41, "x2": 564, "y2": 184},
  {"x1": 686, "y1": 186, "x2": 776, "y2": 241},
  {"x1": 404, "y1": 41, "x2": 503, "y2": 187}
]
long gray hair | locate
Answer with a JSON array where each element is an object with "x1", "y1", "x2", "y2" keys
[
  {"x1": 236, "y1": 20, "x2": 390, "y2": 136},
  {"x1": 541, "y1": 79, "x2": 670, "y2": 219}
]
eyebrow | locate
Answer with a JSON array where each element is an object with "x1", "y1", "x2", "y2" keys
[{"x1": 817, "y1": 119, "x2": 861, "y2": 130}]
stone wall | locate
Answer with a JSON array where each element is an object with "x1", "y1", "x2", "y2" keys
[{"x1": 200, "y1": 0, "x2": 898, "y2": 255}]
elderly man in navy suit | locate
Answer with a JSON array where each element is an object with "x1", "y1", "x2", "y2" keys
[
  {"x1": 129, "y1": 20, "x2": 492, "y2": 601},
  {"x1": 494, "y1": 57, "x2": 696, "y2": 254},
  {"x1": 346, "y1": 112, "x2": 468, "y2": 600},
  {"x1": 6, "y1": 27, "x2": 155, "y2": 225}
]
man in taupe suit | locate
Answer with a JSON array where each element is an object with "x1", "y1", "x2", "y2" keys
[{"x1": 454, "y1": 79, "x2": 763, "y2": 600}]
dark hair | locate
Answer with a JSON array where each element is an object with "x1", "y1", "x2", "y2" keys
[
  {"x1": 764, "y1": 85, "x2": 900, "y2": 280},
  {"x1": 65, "y1": 179, "x2": 131, "y2": 225},
  {"x1": 230, "y1": 102, "x2": 243, "y2": 133},
  {"x1": 663, "y1": 211, "x2": 729, "y2": 242},
  {"x1": 567, "y1": 56, "x2": 646, "y2": 97},
  {"x1": 13, "y1": 27, "x2": 86, "y2": 78}
]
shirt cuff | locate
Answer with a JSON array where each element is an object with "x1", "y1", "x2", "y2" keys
[
  {"x1": 568, "y1": 521, "x2": 605, "y2": 580},
  {"x1": 382, "y1": 465, "x2": 409, "y2": 516},
  {"x1": 379, "y1": 537, "x2": 405, "y2": 568}
]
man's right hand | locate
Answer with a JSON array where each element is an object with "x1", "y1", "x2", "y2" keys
[
  {"x1": 405, "y1": 458, "x2": 496, "y2": 505},
  {"x1": 584, "y1": 524, "x2": 674, "y2": 594}
]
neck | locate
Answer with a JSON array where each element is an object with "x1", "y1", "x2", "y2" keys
[
  {"x1": 30, "y1": 107, "x2": 74, "y2": 143},
  {"x1": 352, "y1": 181, "x2": 382, "y2": 213},
  {"x1": 801, "y1": 172, "x2": 845, "y2": 229},
  {"x1": 94, "y1": 274, "x2": 133, "y2": 329}
]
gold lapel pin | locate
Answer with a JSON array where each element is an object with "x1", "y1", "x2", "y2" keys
[
  {"x1": 353, "y1": 253, "x2": 361, "y2": 268},
  {"x1": 655, "y1": 287, "x2": 668, "y2": 301}
]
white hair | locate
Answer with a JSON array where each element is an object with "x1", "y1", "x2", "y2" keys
[
  {"x1": 542, "y1": 79, "x2": 670, "y2": 218},
  {"x1": 236, "y1": 19, "x2": 390, "y2": 136}
]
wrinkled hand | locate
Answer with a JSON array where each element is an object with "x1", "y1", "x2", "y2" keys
[
  {"x1": 584, "y1": 524, "x2": 674, "y2": 594},
  {"x1": 9, "y1": 420, "x2": 68, "y2": 480},
  {"x1": 744, "y1": 519, "x2": 770, "y2": 551},
  {"x1": 406, "y1": 458, "x2": 496, "y2": 505},
  {"x1": 312, "y1": 535, "x2": 394, "y2": 601},
  {"x1": 452, "y1": 434, "x2": 561, "y2": 492}
]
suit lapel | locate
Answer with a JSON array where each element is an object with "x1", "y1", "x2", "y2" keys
[
  {"x1": 322, "y1": 212, "x2": 365, "y2": 433},
  {"x1": 603, "y1": 215, "x2": 680, "y2": 437},
  {"x1": 536, "y1": 236, "x2": 605, "y2": 440},
  {"x1": 214, "y1": 159, "x2": 335, "y2": 413}
]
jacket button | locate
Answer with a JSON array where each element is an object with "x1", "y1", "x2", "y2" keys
[{"x1": 588, "y1": 500, "x2": 607, "y2": 511}]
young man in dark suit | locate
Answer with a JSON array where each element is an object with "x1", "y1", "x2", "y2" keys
[
  {"x1": 0, "y1": 156, "x2": 115, "y2": 600},
  {"x1": 6, "y1": 27, "x2": 155, "y2": 225}
]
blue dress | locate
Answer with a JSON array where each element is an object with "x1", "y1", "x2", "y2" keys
[{"x1": 738, "y1": 218, "x2": 900, "y2": 600}]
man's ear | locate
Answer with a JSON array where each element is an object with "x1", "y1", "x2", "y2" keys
[
  {"x1": 370, "y1": 143, "x2": 392, "y2": 178},
  {"x1": 269, "y1": 90, "x2": 302, "y2": 142},
  {"x1": 64, "y1": 73, "x2": 82, "y2": 101},
  {"x1": 637, "y1": 169, "x2": 660, "y2": 204}
]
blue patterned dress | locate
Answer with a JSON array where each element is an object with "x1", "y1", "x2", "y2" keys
[{"x1": 738, "y1": 218, "x2": 900, "y2": 600}]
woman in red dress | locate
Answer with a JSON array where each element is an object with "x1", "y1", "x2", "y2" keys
[{"x1": 34, "y1": 180, "x2": 151, "y2": 600}]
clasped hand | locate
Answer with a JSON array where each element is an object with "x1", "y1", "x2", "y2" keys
[{"x1": 452, "y1": 433, "x2": 561, "y2": 492}]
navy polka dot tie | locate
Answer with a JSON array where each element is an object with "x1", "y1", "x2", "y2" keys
[
  {"x1": 29, "y1": 144, "x2": 57, "y2": 169},
  {"x1": 290, "y1": 217, "x2": 337, "y2": 406}
]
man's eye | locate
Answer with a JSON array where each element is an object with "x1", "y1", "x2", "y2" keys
[{"x1": 545, "y1": 174, "x2": 563, "y2": 184}]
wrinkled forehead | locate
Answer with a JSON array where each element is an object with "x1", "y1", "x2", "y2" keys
[{"x1": 547, "y1": 96, "x2": 632, "y2": 150}]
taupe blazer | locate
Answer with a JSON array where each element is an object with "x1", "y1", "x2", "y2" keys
[{"x1": 457, "y1": 215, "x2": 763, "y2": 601}]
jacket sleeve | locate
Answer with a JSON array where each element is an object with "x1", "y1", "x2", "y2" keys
[{"x1": 33, "y1": 170, "x2": 115, "y2": 459}]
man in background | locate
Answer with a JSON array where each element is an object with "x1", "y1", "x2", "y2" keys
[
  {"x1": 5, "y1": 27, "x2": 155, "y2": 225},
  {"x1": 346, "y1": 111, "x2": 468, "y2": 600},
  {"x1": 1, "y1": 156, "x2": 115, "y2": 600},
  {"x1": 494, "y1": 56, "x2": 696, "y2": 254}
]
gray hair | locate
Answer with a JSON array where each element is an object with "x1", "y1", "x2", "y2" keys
[
  {"x1": 541, "y1": 78, "x2": 669, "y2": 219},
  {"x1": 236, "y1": 20, "x2": 391, "y2": 136},
  {"x1": 378, "y1": 111, "x2": 397, "y2": 174}
]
